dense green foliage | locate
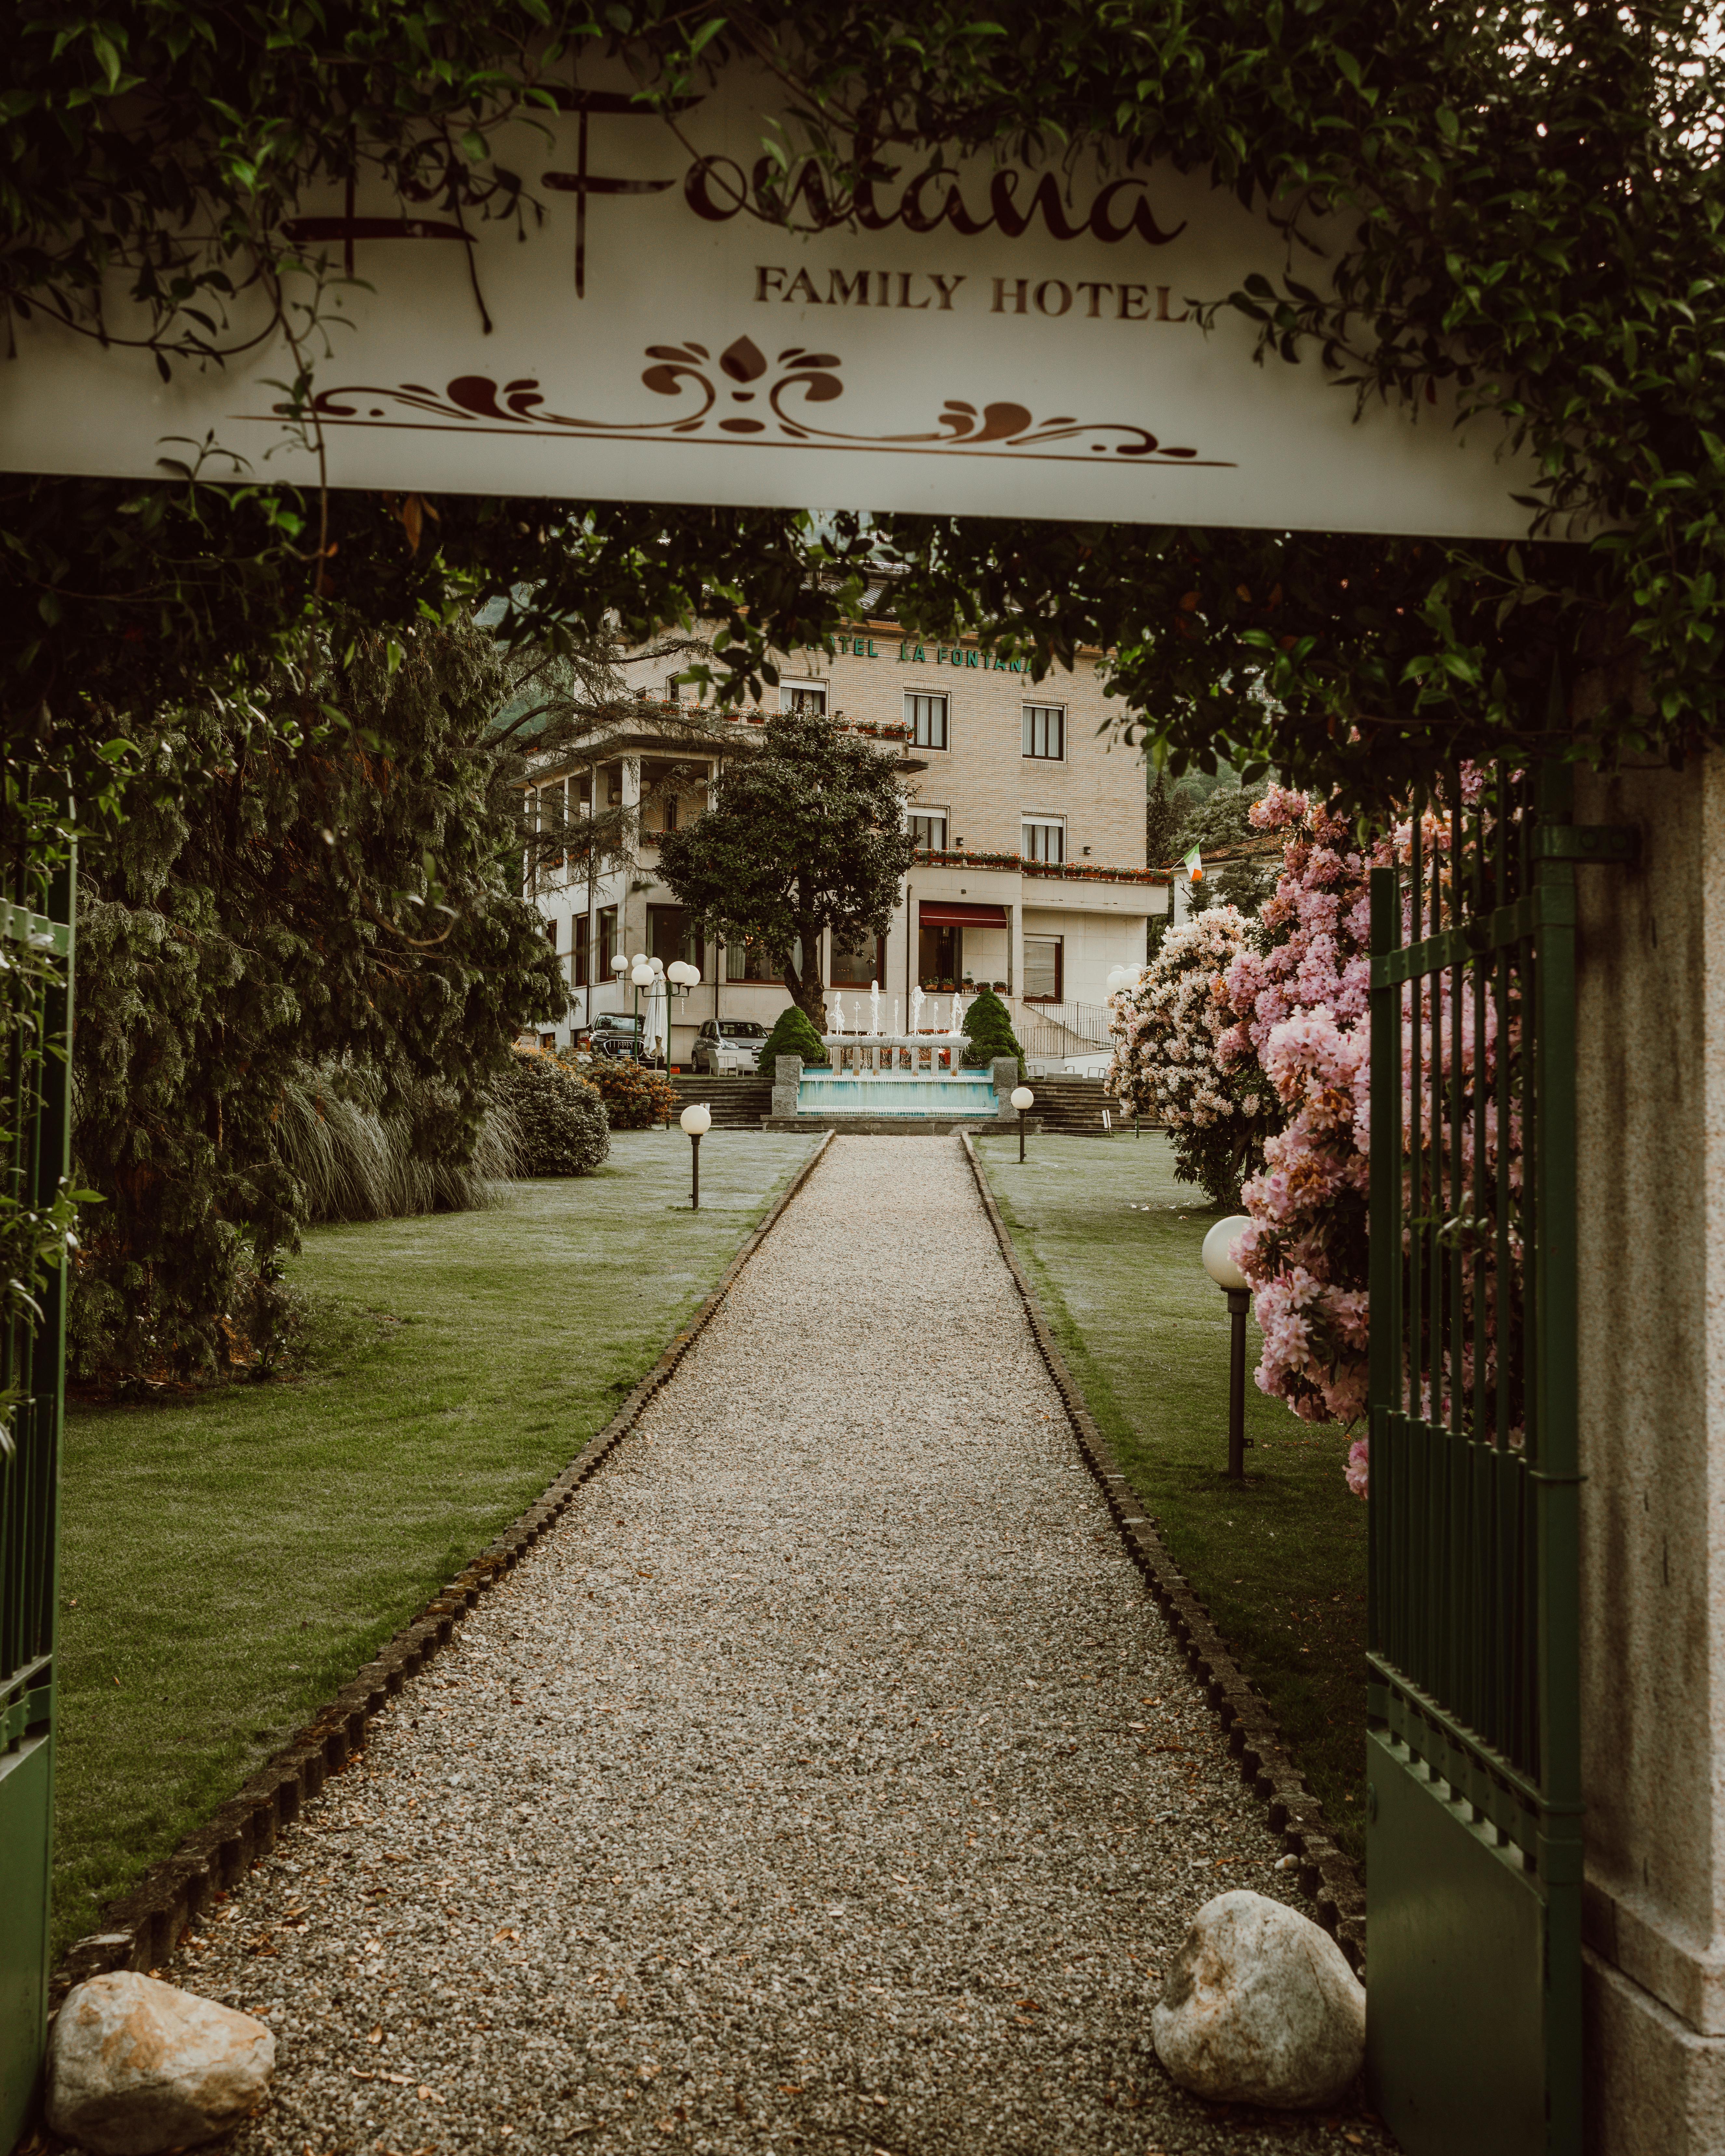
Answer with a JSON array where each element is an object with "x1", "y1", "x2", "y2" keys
[
  {"x1": 657, "y1": 710, "x2": 918, "y2": 1026},
  {"x1": 68, "y1": 626, "x2": 562, "y2": 1381},
  {"x1": 961, "y1": 988, "x2": 1025, "y2": 1078},
  {"x1": 582, "y1": 1057, "x2": 677, "y2": 1130},
  {"x1": 490, "y1": 1049, "x2": 610, "y2": 1176},
  {"x1": 758, "y1": 1004, "x2": 831, "y2": 1071},
  {"x1": 3, "y1": 0, "x2": 1720, "y2": 815}
]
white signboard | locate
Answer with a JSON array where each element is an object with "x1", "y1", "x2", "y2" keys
[{"x1": 0, "y1": 70, "x2": 1535, "y2": 536}]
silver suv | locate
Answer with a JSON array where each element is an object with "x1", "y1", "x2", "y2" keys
[{"x1": 692, "y1": 1019, "x2": 768, "y2": 1074}]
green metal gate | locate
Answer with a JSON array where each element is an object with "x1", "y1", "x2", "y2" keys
[
  {"x1": 1365, "y1": 762, "x2": 1625, "y2": 2155},
  {"x1": 0, "y1": 843, "x2": 74, "y2": 2154}
]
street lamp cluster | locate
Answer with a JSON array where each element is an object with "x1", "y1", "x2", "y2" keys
[{"x1": 607, "y1": 950, "x2": 702, "y2": 1061}]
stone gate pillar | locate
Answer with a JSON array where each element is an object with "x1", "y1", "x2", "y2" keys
[{"x1": 1575, "y1": 755, "x2": 1725, "y2": 2150}]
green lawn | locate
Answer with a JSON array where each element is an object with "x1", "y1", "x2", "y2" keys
[
  {"x1": 972, "y1": 1131, "x2": 1368, "y2": 1861},
  {"x1": 53, "y1": 1130, "x2": 818, "y2": 1956}
]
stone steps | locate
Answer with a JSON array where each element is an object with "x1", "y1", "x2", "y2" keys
[
  {"x1": 666, "y1": 1073, "x2": 772, "y2": 1128},
  {"x1": 1025, "y1": 1076, "x2": 1152, "y2": 1136}
]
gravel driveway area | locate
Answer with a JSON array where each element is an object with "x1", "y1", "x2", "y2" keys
[{"x1": 170, "y1": 1136, "x2": 1390, "y2": 2156}]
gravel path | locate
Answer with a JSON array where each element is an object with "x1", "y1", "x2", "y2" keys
[{"x1": 172, "y1": 1136, "x2": 1391, "y2": 2156}]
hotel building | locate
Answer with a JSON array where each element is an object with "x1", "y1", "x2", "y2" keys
[{"x1": 523, "y1": 620, "x2": 1170, "y2": 1064}]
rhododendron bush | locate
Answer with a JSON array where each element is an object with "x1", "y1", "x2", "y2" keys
[
  {"x1": 1105, "y1": 907, "x2": 1279, "y2": 1207},
  {"x1": 1115, "y1": 778, "x2": 1522, "y2": 1501}
]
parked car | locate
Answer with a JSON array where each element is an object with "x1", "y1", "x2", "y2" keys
[
  {"x1": 692, "y1": 1019, "x2": 768, "y2": 1075},
  {"x1": 583, "y1": 1015, "x2": 647, "y2": 1061}
]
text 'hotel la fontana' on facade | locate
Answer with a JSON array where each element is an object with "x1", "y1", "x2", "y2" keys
[{"x1": 522, "y1": 620, "x2": 1171, "y2": 1065}]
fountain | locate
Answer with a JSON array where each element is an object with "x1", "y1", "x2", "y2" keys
[{"x1": 792, "y1": 978, "x2": 998, "y2": 1119}]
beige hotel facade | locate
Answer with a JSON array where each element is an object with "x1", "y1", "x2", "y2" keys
[{"x1": 526, "y1": 620, "x2": 1170, "y2": 1063}]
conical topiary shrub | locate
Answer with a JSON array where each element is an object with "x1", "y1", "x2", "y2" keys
[
  {"x1": 759, "y1": 1003, "x2": 831, "y2": 1069},
  {"x1": 960, "y1": 987, "x2": 1025, "y2": 1078}
]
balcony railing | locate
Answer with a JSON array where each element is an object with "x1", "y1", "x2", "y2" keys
[{"x1": 913, "y1": 848, "x2": 1169, "y2": 886}]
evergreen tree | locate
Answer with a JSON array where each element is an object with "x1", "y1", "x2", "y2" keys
[
  {"x1": 759, "y1": 1004, "x2": 830, "y2": 1070},
  {"x1": 960, "y1": 988, "x2": 1025, "y2": 1078},
  {"x1": 71, "y1": 622, "x2": 564, "y2": 1381}
]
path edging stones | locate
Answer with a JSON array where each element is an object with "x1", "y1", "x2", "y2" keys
[
  {"x1": 959, "y1": 1132, "x2": 1367, "y2": 1976},
  {"x1": 49, "y1": 1132, "x2": 837, "y2": 2009}
]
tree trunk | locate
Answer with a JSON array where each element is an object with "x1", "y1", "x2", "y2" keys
[{"x1": 782, "y1": 900, "x2": 826, "y2": 1030}]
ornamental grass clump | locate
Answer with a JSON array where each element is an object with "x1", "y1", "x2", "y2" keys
[
  {"x1": 758, "y1": 1004, "x2": 830, "y2": 1069},
  {"x1": 272, "y1": 1060, "x2": 524, "y2": 1223},
  {"x1": 489, "y1": 1048, "x2": 609, "y2": 1176}
]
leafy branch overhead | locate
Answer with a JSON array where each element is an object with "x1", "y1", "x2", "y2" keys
[{"x1": 1, "y1": 0, "x2": 1721, "y2": 829}]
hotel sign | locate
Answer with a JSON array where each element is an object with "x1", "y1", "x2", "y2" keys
[{"x1": 0, "y1": 68, "x2": 1537, "y2": 537}]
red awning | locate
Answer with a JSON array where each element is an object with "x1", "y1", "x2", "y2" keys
[{"x1": 919, "y1": 900, "x2": 1009, "y2": 928}]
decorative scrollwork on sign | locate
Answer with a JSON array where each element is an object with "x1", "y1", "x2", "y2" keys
[{"x1": 265, "y1": 335, "x2": 1231, "y2": 464}]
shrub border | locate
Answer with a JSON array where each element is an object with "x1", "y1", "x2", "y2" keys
[
  {"x1": 49, "y1": 1131, "x2": 836, "y2": 2007},
  {"x1": 960, "y1": 1131, "x2": 1367, "y2": 1974}
]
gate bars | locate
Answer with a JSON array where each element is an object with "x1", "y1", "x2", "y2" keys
[
  {"x1": 1366, "y1": 761, "x2": 1607, "y2": 2152},
  {"x1": 0, "y1": 831, "x2": 73, "y2": 2155}
]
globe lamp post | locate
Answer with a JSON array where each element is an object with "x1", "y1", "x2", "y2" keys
[
  {"x1": 1201, "y1": 1216, "x2": 1253, "y2": 1482},
  {"x1": 1010, "y1": 1084, "x2": 1035, "y2": 1162},
  {"x1": 680, "y1": 1101, "x2": 712, "y2": 1208},
  {"x1": 665, "y1": 959, "x2": 702, "y2": 1067}
]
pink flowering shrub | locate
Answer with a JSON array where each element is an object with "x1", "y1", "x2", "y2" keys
[
  {"x1": 1105, "y1": 907, "x2": 1280, "y2": 1206},
  {"x1": 1221, "y1": 777, "x2": 1518, "y2": 1497}
]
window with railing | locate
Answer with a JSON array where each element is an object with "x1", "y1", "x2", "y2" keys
[
  {"x1": 1022, "y1": 817, "x2": 1066, "y2": 863},
  {"x1": 905, "y1": 692, "x2": 949, "y2": 750},
  {"x1": 910, "y1": 811, "x2": 948, "y2": 850},
  {"x1": 1022, "y1": 703, "x2": 1066, "y2": 760},
  {"x1": 780, "y1": 682, "x2": 828, "y2": 714}
]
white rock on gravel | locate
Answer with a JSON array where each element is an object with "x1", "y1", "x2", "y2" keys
[
  {"x1": 1152, "y1": 1888, "x2": 1366, "y2": 2108},
  {"x1": 47, "y1": 1971, "x2": 275, "y2": 2154}
]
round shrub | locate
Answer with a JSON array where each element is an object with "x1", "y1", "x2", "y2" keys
[
  {"x1": 491, "y1": 1048, "x2": 610, "y2": 1175},
  {"x1": 758, "y1": 1004, "x2": 830, "y2": 1069},
  {"x1": 583, "y1": 1057, "x2": 678, "y2": 1130}
]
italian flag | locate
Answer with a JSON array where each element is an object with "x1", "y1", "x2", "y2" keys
[{"x1": 1183, "y1": 845, "x2": 1204, "y2": 881}]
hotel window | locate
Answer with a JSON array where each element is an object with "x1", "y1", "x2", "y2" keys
[
  {"x1": 572, "y1": 913, "x2": 591, "y2": 988},
  {"x1": 831, "y1": 931, "x2": 887, "y2": 987},
  {"x1": 780, "y1": 682, "x2": 828, "y2": 714},
  {"x1": 905, "y1": 692, "x2": 949, "y2": 750},
  {"x1": 649, "y1": 904, "x2": 698, "y2": 971},
  {"x1": 909, "y1": 810, "x2": 948, "y2": 851},
  {"x1": 727, "y1": 936, "x2": 801, "y2": 982},
  {"x1": 1022, "y1": 817, "x2": 1066, "y2": 863},
  {"x1": 597, "y1": 904, "x2": 619, "y2": 979},
  {"x1": 1022, "y1": 703, "x2": 1066, "y2": 761},
  {"x1": 1023, "y1": 936, "x2": 1064, "y2": 1002}
]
